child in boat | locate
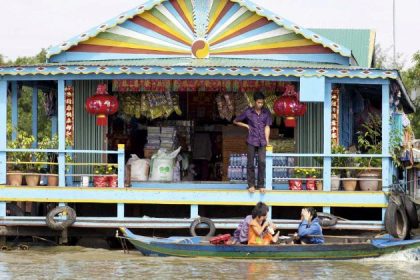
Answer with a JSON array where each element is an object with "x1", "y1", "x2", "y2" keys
[
  {"x1": 233, "y1": 202, "x2": 277, "y2": 244},
  {"x1": 294, "y1": 207, "x2": 324, "y2": 244},
  {"x1": 248, "y1": 204, "x2": 280, "y2": 245}
]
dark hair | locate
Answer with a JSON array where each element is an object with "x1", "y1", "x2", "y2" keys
[
  {"x1": 251, "y1": 202, "x2": 269, "y2": 218},
  {"x1": 253, "y1": 92, "x2": 265, "y2": 101},
  {"x1": 306, "y1": 207, "x2": 317, "y2": 219}
]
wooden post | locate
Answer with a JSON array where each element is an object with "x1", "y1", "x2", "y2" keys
[
  {"x1": 266, "y1": 146, "x2": 273, "y2": 190},
  {"x1": 382, "y1": 83, "x2": 391, "y2": 191},
  {"x1": 58, "y1": 80, "x2": 65, "y2": 207},
  {"x1": 32, "y1": 85, "x2": 38, "y2": 147},
  {"x1": 323, "y1": 81, "x2": 332, "y2": 213},
  {"x1": 117, "y1": 144, "x2": 125, "y2": 219},
  {"x1": 0, "y1": 81, "x2": 7, "y2": 217},
  {"x1": 190, "y1": 205, "x2": 199, "y2": 218},
  {"x1": 65, "y1": 81, "x2": 73, "y2": 187},
  {"x1": 11, "y1": 81, "x2": 18, "y2": 140}
]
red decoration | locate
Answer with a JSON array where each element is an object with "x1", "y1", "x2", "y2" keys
[
  {"x1": 273, "y1": 84, "x2": 307, "y2": 128},
  {"x1": 64, "y1": 86, "x2": 74, "y2": 143},
  {"x1": 85, "y1": 84, "x2": 119, "y2": 126}
]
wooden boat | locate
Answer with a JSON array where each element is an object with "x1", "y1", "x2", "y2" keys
[{"x1": 119, "y1": 227, "x2": 420, "y2": 260}]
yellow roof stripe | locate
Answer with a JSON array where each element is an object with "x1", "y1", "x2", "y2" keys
[
  {"x1": 81, "y1": 37, "x2": 189, "y2": 53},
  {"x1": 211, "y1": 39, "x2": 316, "y2": 53},
  {"x1": 178, "y1": 0, "x2": 193, "y2": 28}
]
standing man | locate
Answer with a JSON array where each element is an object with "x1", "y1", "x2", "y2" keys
[{"x1": 233, "y1": 92, "x2": 272, "y2": 193}]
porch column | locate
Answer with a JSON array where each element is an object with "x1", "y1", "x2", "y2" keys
[
  {"x1": 117, "y1": 144, "x2": 125, "y2": 219},
  {"x1": 65, "y1": 81, "x2": 73, "y2": 187},
  {"x1": 58, "y1": 80, "x2": 66, "y2": 188},
  {"x1": 11, "y1": 81, "x2": 18, "y2": 140},
  {"x1": 323, "y1": 81, "x2": 332, "y2": 193},
  {"x1": 0, "y1": 80, "x2": 7, "y2": 217},
  {"x1": 32, "y1": 84, "x2": 38, "y2": 147},
  {"x1": 382, "y1": 83, "x2": 391, "y2": 191}
]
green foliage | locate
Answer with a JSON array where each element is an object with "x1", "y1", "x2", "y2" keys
[
  {"x1": 356, "y1": 114, "x2": 382, "y2": 172},
  {"x1": 6, "y1": 129, "x2": 44, "y2": 172},
  {"x1": 94, "y1": 164, "x2": 117, "y2": 175},
  {"x1": 294, "y1": 168, "x2": 318, "y2": 178},
  {"x1": 38, "y1": 134, "x2": 73, "y2": 173},
  {"x1": 402, "y1": 51, "x2": 420, "y2": 138}
]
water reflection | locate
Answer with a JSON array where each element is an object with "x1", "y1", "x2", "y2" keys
[{"x1": 0, "y1": 247, "x2": 418, "y2": 279}]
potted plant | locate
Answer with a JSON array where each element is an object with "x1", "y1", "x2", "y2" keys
[
  {"x1": 331, "y1": 144, "x2": 347, "y2": 191},
  {"x1": 356, "y1": 114, "x2": 382, "y2": 191},
  {"x1": 93, "y1": 165, "x2": 108, "y2": 187},
  {"x1": 106, "y1": 164, "x2": 118, "y2": 188},
  {"x1": 289, "y1": 168, "x2": 304, "y2": 190},
  {"x1": 289, "y1": 168, "x2": 316, "y2": 190},
  {"x1": 314, "y1": 169, "x2": 323, "y2": 191},
  {"x1": 6, "y1": 130, "x2": 36, "y2": 186},
  {"x1": 38, "y1": 135, "x2": 73, "y2": 186}
]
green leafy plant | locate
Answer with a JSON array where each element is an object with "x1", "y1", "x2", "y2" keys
[
  {"x1": 94, "y1": 164, "x2": 117, "y2": 175},
  {"x1": 38, "y1": 134, "x2": 72, "y2": 173},
  {"x1": 356, "y1": 113, "x2": 382, "y2": 174},
  {"x1": 294, "y1": 168, "x2": 318, "y2": 178},
  {"x1": 7, "y1": 130, "x2": 36, "y2": 172}
]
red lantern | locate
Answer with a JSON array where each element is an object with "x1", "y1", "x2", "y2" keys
[
  {"x1": 85, "y1": 84, "x2": 119, "y2": 126},
  {"x1": 273, "y1": 84, "x2": 307, "y2": 127}
]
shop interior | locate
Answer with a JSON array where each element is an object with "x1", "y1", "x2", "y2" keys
[{"x1": 106, "y1": 79, "x2": 295, "y2": 184}]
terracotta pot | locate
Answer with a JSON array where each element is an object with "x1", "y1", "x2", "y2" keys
[
  {"x1": 316, "y1": 181, "x2": 323, "y2": 191},
  {"x1": 343, "y1": 180, "x2": 357, "y2": 191},
  {"x1": 47, "y1": 175, "x2": 59, "y2": 187},
  {"x1": 7, "y1": 173, "x2": 23, "y2": 186},
  {"x1": 94, "y1": 176, "x2": 108, "y2": 188},
  {"x1": 358, "y1": 172, "x2": 380, "y2": 191},
  {"x1": 331, "y1": 175, "x2": 341, "y2": 191},
  {"x1": 108, "y1": 175, "x2": 118, "y2": 188},
  {"x1": 25, "y1": 175, "x2": 40, "y2": 186},
  {"x1": 306, "y1": 178, "x2": 316, "y2": 191},
  {"x1": 289, "y1": 179, "x2": 303, "y2": 190}
]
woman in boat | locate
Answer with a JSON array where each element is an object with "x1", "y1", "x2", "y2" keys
[
  {"x1": 248, "y1": 203, "x2": 280, "y2": 245},
  {"x1": 294, "y1": 207, "x2": 324, "y2": 244},
  {"x1": 233, "y1": 202, "x2": 277, "y2": 244}
]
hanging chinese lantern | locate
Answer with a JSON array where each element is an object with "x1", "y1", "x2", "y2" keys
[
  {"x1": 85, "y1": 84, "x2": 119, "y2": 126},
  {"x1": 273, "y1": 84, "x2": 307, "y2": 127}
]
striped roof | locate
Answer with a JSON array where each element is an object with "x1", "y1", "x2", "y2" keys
[{"x1": 46, "y1": 0, "x2": 352, "y2": 63}]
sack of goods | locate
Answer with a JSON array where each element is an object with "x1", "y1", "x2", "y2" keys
[
  {"x1": 149, "y1": 147, "x2": 182, "y2": 182},
  {"x1": 127, "y1": 154, "x2": 150, "y2": 181}
]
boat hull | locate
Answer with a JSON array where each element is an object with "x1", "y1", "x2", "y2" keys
[{"x1": 120, "y1": 228, "x2": 420, "y2": 260}]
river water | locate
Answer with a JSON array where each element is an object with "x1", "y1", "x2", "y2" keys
[{"x1": 0, "y1": 246, "x2": 419, "y2": 279}]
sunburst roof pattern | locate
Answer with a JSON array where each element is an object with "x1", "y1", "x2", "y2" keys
[{"x1": 47, "y1": 0, "x2": 352, "y2": 63}]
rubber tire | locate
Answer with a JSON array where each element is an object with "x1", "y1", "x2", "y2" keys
[
  {"x1": 403, "y1": 195, "x2": 419, "y2": 229},
  {"x1": 189, "y1": 217, "x2": 216, "y2": 237},
  {"x1": 317, "y1": 212, "x2": 338, "y2": 227},
  {"x1": 6, "y1": 203, "x2": 24, "y2": 216},
  {"x1": 45, "y1": 206, "x2": 76, "y2": 231},
  {"x1": 385, "y1": 200, "x2": 410, "y2": 240}
]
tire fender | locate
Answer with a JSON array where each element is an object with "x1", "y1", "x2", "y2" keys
[
  {"x1": 385, "y1": 199, "x2": 410, "y2": 240},
  {"x1": 45, "y1": 206, "x2": 76, "y2": 231},
  {"x1": 317, "y1": 212, "x2": 338, "y2": 227},
  {"x1": 189, "y1": 217, "x2": 216, "y2": 237},
  {"x1": 403, "y1": 195, "x2": 419, "y2": 229}
]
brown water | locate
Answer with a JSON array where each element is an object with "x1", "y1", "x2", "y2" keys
[{"x1": 0, "y1": 246, "x2": 419, "y2": 279}]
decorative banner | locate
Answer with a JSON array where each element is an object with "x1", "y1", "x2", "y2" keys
[
  {"x1": 64, "y1": 86, "x2": 74, "y2": 144},
  {"x1": 331, "y1": 87, "x2": 340, "y2": 145},
  {"x1": 112, "y1": 79, "x2": 284, "y2": 93}
]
